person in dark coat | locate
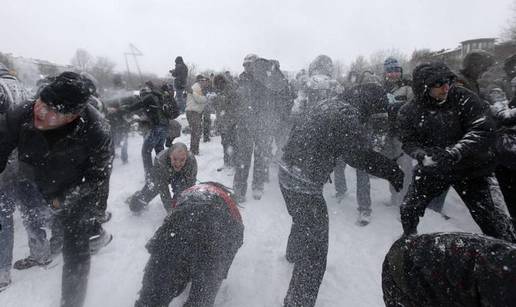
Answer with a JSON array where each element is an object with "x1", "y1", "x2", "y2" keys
[
  {"x1": 170, "y1": 56, "x2": 188, "y2": 113},
  {"x1": 0, "y1": 72, "x2": 114, "y2": 307},
  {"x1": 398, "y1": 62, "x2": 516, "y2": 242},
  {"x1": 122, "y1": 81, "x2": 169, "y2": 182},
  {"x1": 232, "y1": 55, "x2": 273, "y2": 202},
  {"x1": 127, "y1": 142, "x2": 197, "y2": 213},
  {"x1": 455, "y1": 50, "x2": 495, "y2": 97},
  {"x1": 134, "y1": 182, "x2": 244, "y2": 307},
  {"x1": 279, "y1": 84, "x2": 405, "y2": 307},
  {"x1": 382, "y1": 232, "x2": 516, "y2": 307},
  {"x1": 212, "y1": 74, "x2": 239, "y2": 169}
]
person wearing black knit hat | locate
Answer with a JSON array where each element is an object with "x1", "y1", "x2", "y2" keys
[
  {"x1": 0, "y1": 71, "x2": 114, "y2": 307},
  {"x1": 398, "y1": 62, "x2": 516, "y2": 241}
]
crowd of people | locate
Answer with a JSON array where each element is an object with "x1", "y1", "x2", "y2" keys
[{"x1": 0, "y1": 47, "x2": 515, "y2": 307}]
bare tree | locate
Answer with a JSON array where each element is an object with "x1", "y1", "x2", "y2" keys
[
  {"x1": 349, "y1": 55, "x2": 370, "y2": 74},
  {"x1": 71, "y1": 48, "x2": 93, "y2": 71},
  {"x1": 90, "y1": 56, "x2": 116, "y2": 92}
]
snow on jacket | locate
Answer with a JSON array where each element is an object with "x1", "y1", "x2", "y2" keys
[
  {"x1": 152, "y1": 147, "x2": 197, "y2": 207},
  {"x1": 280, "y1": 95, "x2": 401, "y2": 193},
  {"x1": 383, "y1": 232, "x2": 516, "y2": 307},
  {"x1": 398, "y1": 85, "x2": 496, "y2": 177},
  {"x1": 185, "y1": 82, "x2": 208, "y2": 113},
  {"x1": 0, "y1": 72, "x2": 29, "y2": 113},
  {"x1": 0, "y1": 101, "x2": 113, "y2": 214}
]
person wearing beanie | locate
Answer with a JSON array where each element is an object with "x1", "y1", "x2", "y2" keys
[
  {"x1": 398, "y1": 62, "x2": 515, "y2": 241},
  {"x1": 170, "y1": 56, "x2": 188, "y2": 112},
  {"x1": 0, "y1": 71, "x2": 114, "y2": 307}
]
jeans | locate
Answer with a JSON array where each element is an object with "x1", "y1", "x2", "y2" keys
[
  {"x1": 186, "y1": 111, "x2": 202, "y2": 155},
  {"x1": 175, "y1": 89, "x2": 186, "y2": 113},
  {"x1": 0, "y1": 180, "x2": 51, "y2": 276},
  {"x1": 142, "y1": 125, "x2": 168, "y2": 179},
  {"x1": 334, "y1": 159, "x2": 371, "y2": 213}
]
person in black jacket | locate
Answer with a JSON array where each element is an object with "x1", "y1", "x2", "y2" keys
[
  {"x1": 170, "y1": 56, "x2": 188, "y2": 113},
  {"x1": 0, "y1": 72, "x2": 113, "y2": 307},
  {"x1": 279, "y1": 84, "x2": 405, "y2": 307},
  {"x1": 122, "y1": 81, "x2": 169, "y2": 182},
  {"x1": 398, "y1": 62, "x2": 516, "y2": 242},
  {"x1": 382, "y1": 232, "x2": 516, "y2": 307},
  {"x1": 134, "y1": 182, "x2": 244, "y2": 307},
  {"x1": 127, "y1": 142, "x2": 197, "y2": 213}
]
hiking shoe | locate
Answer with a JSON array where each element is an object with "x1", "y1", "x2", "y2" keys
[
  {"x1": 13, "y1": 256, "x2": 52, "y2": 270},
  {"x1": 356, "y1": 211, "x2": 371, "y2": 226}
]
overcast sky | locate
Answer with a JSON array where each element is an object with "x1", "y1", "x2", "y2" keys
[{"x1": 1, "y1": 0, "x2": 514, "y2": 76}]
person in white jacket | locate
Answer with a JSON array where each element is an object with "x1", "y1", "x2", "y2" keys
[{"x1": 185, "y1": 75, "x2": 210, "y2": 154}]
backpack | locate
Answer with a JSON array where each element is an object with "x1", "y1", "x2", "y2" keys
[{"x1": 158, "y1": 90, "x2": 180, "y2": 119}]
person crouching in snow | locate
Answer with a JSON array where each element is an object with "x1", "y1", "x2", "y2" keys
[
  {"x1": 134, "y1": 182, "x2": 244, "y2": 307},
  {"x1": 382, "y1": 232, "x2": 516, "y2": 307},
  {"x1": 127, "y1": 142, "x2": 197, "y2": 213}
]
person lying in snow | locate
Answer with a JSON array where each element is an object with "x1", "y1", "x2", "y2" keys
[{"x1": 134, "y1": 182, "x2": 244, "y2": 307}]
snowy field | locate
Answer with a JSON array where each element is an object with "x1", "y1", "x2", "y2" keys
[{"x1": 0, "y1": 115, "x2": 482, "y2": 307}]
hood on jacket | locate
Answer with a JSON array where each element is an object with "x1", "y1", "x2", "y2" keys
[{"x1": 412, "y1": 62, "x2": 456, "y2": 101}]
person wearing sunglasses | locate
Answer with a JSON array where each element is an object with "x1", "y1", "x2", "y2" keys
[{"x1": 398, "y1": 62, "x2": 516, "y2": 242}]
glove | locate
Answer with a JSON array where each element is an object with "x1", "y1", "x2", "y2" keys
[
  {"x1": 206, "y1": 92, "x2": 217, "y2": 100},
  {"x1": 427, "y1": 147, "x2": 457, "y2": 169},
  {"x1": 411, "y1": 148, "x2": 428, "y2": 164},
  {"x1": 388, "y1": 166, "x2": 404, "y2": 192}
]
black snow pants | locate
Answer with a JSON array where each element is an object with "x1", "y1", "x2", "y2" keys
[
  {"x1": 496, "y1": 165, "x2": 516, "y2": 227},
  {"x1": 233, "y1": 124, "x2": 269, "y2": 198},
  {"x1": 280, "y1": 185, "x2": 328, "y2": 307},
  {"x1": 400, "y1": 167, "x2": 516, "y2": 242},
  {"x1": 58, "y1": 206, "x2": 94, "y2": 307}
]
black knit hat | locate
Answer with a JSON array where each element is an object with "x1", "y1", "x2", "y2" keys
[{"x1": 39, "y1": 71, "x2": 91, "y2": 113}]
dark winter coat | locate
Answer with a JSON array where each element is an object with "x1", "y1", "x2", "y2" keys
[
  {"x1": 0, "y1": 101, "x2": 113, "y2": 212},
  {"x1": 236, "y1": 71, "x2": 272, "y2": 129},
  {"x1": 171, "y1": 61, "x2": 188, "y2": 91},
  {"x1": 124, "y1": 90, "x2": 168, "y2": 127},
  {"x1": 280, "y1": 96, "x2": 402, "y2": 192},
  {"x1": 152, "y1": 148, "x2": 197, "y2": 207},
  {"x1": 382, "y1": 232, "x2": 516, "y2": 307},
  {"x1": 213, "y1": 82, "x2": 240, "y2": 128},
  {"x1": 145, "y1": 183, "x2": 244, "y2": 277},
  {"x1": 398, "y1": 85, "x2": 496, "y2": 177}
]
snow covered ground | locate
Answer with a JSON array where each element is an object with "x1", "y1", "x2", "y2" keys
[{"x1": 0, "y1": 117, "x2": 482, "y2": 307}]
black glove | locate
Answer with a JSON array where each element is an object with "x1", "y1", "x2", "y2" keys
[
  {"x1": 389, "y1": 166, "x2": 404, "y2": 192},
  {"x1": 411, "y1": 148, "x2": 428, "y2": 165},
  {"x1": 427, "y1": 147, "x2": 456, "y2": 169},
  {"x1": 400, "y1": 203, "x2": 419, "y2": 236}
]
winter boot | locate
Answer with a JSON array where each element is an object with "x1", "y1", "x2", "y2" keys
[
  {"x1": 335, "y1": 191, "x2": 347, "y2": 203},
  {"x1": 127, "y1": 195, "x2": 148, "y2": 213},
  {"x1": 13, "y1": 256, "x2": 52, "y2": 270},
  {"x1": 252, "y1": 189, "x2": 263, "y2": 200},
  {"x1": 99, "y1": 211, "x2": 112, "y2": 224},
  {"x1": 89, "y1": 229, "x2": 113, "y2": 254},
  {"x1": 356, "y1": 211, "x2": 371, "y2": 226},
  {"x1": 0, "y1": 271, "x2": 10, "y2": 292}
]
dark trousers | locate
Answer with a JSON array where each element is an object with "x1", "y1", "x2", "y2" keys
[
  {"x1": 202, "y1": 111, "x2": 211, "y2": 142},
  {"x1": 59, "y1": 209, "x2": 94, "y2": 307},
  {"x1": 496, "y1": 165, "x2": 516, "y2": 226},
  {"x1": 401, "y1": 168, "x2": 516, "y2": 242},
  {"x1": 142, "y1": 125, "x2": 168, "y2": 179},
  {"x1": 135, "y1": 254, "x2": 228, "y2": 307},
  {"x1": 333, "y1": 159, "x2": 371, "y2": 212},
  {"x1": 280, "y1": 185, "x2": 328, "y2": 307},
  {"x1": 233, "y1": 125, "x2": 269, "y2": 198},
  {"x1": 186, "y1": 111, "x2": 202, "y2": 155},
  {"x1": 221, "y1": 123, "x2": 236, "y2": 167}
]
